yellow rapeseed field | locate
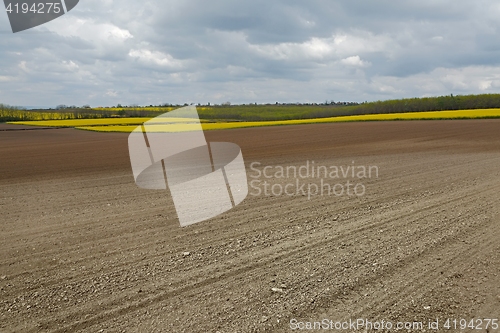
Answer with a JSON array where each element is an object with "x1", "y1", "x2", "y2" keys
[
  {"x1": 321, "y1": 108, "x2": 500, "y2": 122},
  {"x1": 9, "y1": 108, "x2": 500, "y2": 132},
  {"x1": 10, "y1": 117, "x2": 204, "y2": 127},
  {"x1": 93, "y1": 107, "x2": 177, "y2": 112}
]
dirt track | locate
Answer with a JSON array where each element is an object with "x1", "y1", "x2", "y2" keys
[{"x1": 1, "y1": 120, "x2": 499, "y2": 332}]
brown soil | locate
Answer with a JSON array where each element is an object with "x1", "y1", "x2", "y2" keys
[{"x1": 1, "y1": 120, "x2": 499, "y2": 332}]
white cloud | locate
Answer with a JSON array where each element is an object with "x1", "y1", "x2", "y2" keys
[
  {"x1": 249, "y1": 32, "x2": 393, "y2": 62},
  {"x1": 18, "y1": 61, "x2": 28, "y2": 72},
  {"x1": 367, "y1": 66, "x2": 500, "y2": 98},
  {"x1": 62, "y1": 60, "x2": 79, "y2": 71},
  {"x1": 341, "y1": 55, "x2": 371, "y2": 67},
  {"x1": 128, "y1": 49, "x2": 183, "y2": 69},
  {"x1": 106, "y1": 90, "x2": 118, "y2": 97},
  {"x1": 0, "y1": 76, "x2": 15, "y2": 82},
  {"x1": 44, "y1": 17, "x2": 133, "y2": 42}
]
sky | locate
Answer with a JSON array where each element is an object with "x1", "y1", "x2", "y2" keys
[{"x1": 1, "y1": 0, "x2": 500, "y2": 107}]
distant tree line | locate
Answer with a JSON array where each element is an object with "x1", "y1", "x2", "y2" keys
[
  {"x1": 0, "y1": 104, "x2": 108, "y2": 122},
  {"x1": 346, "y1": 94, "x2": 500, "y2": 116},
  {"x1": 3, "y1": 94, "x2": 500, "y2": 122}
]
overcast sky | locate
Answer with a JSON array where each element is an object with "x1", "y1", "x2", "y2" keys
[{"x1": 1, "y1": 0, "x2": 500, "y2": 107}]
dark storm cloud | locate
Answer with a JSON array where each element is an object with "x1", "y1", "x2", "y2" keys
[{"x1": 1, "y1": 0, "x2": 500, "y2": 106}]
